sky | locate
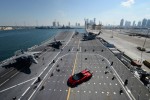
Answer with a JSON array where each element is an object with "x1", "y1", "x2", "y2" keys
[{"x1": 0, "y1": 0, "x2": 150, "y2": 26}]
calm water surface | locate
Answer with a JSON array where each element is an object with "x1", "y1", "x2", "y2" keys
[{"x1": 0, "y1": 29, "x2": 85, "y2": 61}]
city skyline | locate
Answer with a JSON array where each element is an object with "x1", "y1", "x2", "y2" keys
[
  {"x1": 119, "y1": 18, "x2": 150, "y2": 28},
  {"x1": 0, "y1": 0, "x2": 150, "y2": 26}
]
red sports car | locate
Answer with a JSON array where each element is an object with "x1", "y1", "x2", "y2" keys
[{"x1": 67, "y1": 69, "x2": 92, "y2": 87}]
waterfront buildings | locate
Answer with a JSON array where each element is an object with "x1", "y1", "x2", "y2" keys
[
  {"x1": 146, "y1": 19, "x2": 150, "y2": 28},
  {"x1": 138, "y1": 21, "x2": 142, "y2": 27},
  {"x1": 118, "y1": 18, "x2": 150, "y2": 28},
  {"x1": 142, "y1": 18, "x2": 147, "y2": 28},
  {"x1": 120, "y1": 19, "x2": 124, "y2": 27},
  {"x1": 132, "y1": 21, "x2": 136, "y2": 27},
  {"x1": 125, "y1": 21, "x2": 131, "y2": 27},
  {"x1": 53, "y1": 21, "x2": 56, "y2": 27}
]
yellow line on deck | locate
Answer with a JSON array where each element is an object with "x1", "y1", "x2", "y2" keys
[{"x1": 66, "y1": 39, "x2": 80, "y2": 100}]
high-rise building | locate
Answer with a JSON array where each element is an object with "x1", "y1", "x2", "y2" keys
[
  {"x1": 75, "y1": 22, "x2": 78, "y2": 27},
  {"x1": 128, "y1": 21, "x2": 131, "y2": 27},
  {"x1": 125, "y1": 21, "x2": 131, "y2": 27},
  {"x1": 120, "y1": 19, "x2": 124, "y2": 27},
  {"x1": 137, "y1": 21, "x2": 141, "y2": 27},
  {"x1": 142, "y1": 18, "x2": 147, "y2": 28},
  {"x1": 124, "y1": 21, "x2": 127, "y2": 27},
  {"x1": 94, "y1": 18, "x2": 96, "y2": 24},
  {"x1": 86, "y1": 19, "x2": 89, "y2": 24},
  {"x1": 78, "y1": 23, "x2": 80, "y2": 26},
  {"x1": 53, "y1": 21, "x2": 56, "y2": 27},
  {"x1": 146, "y1": 19, "x2": 150, "y2": 28},
  {"x1": 68, "y1": 22, "x2": 70, "y2": 26},
  {"x1": 132, "y1": 21, "x2": 136, "y2": 26},
  {"x1": 57, "y1": 22, "x2": 60, "y2": 26},
  {"x1": 90, "y1": 20, "x2": 93, "y2": 25}
]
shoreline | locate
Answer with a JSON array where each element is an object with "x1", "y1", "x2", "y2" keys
[
  {"x1": 0, "y1": 29, "x2": 77, "y2": 65},
  {"x1": 0, "y1": 30, "x2": 59, "y2": 64}
]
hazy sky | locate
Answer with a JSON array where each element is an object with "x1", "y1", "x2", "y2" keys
[{"x1": 0, "y1": 0, "x2": 150, "y2": 26}]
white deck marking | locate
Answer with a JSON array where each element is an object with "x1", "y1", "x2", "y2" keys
[
  {"x1": 18, "y1": 87, "x2": 31, "y2": 100},
  {"x1": 22, "y1": 87, "x2": 30, "y2": 96},
  {"x1": 0, "y1": 79, "x2": 9, "y2": 87},
  {"x1": 71, "y1": 47, "x2": 74, "y2": 52},
  {"x1": 10, "y1": 72, "x2": 19, "y2": 79},
  {"x1": 28, "y1": 32, "x2": 75, "y2": 100},
  {"x1": 0, "y1": 71, "x2": 19, "y2": 87},
  {"x1": 1, "y1": 69, "x2": 14, "y2": 78},
  {"x1": 79, "y1": 47, "x2": 81, "y2": 52},
  {"x1": 0, "y1": 77, "x2": 36, "y2": 93}
]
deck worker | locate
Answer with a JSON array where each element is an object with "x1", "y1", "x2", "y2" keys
[
  {"x1": 111, "y1": 62, "x2": 113, "y2": 66},
  {"x1": 124, "y1": 79, "x2": 128, "y2": 86}
]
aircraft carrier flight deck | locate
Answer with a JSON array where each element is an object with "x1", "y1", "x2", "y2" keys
[{"x1": 0, "y1": 30, "x2": 149, "y2": 100}]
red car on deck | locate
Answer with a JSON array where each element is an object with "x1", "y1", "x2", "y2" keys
[{"x1": 67, "y1": 69, "x2": 92, "y2": 87}]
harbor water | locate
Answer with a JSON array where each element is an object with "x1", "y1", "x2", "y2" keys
[{"x1": 0, "y1": 29, "x2": 85, "y2": 61}]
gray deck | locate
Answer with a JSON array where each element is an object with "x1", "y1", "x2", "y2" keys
[{"x1": 0, "y1": 31, "x2": 149, "y2": 100}]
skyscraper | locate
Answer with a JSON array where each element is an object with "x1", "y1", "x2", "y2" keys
[
  {"x1": 128, "y1": 21, "x2": 131, "y2": 27},
  {"x1": 68, "y1": 22, "x2": 70, "y2": 27},
  {"x1": 146, "y1": 19, "x2": 150, "y2": 28},
  {"x1": 57, "y1": 22, "x2": 60, "y2": 26},
  {"x1": 137, "y1": 21, "x2": 141, "y2": 27},
  {"x1": 132, "y1": 21, "x2": 136, "y2": 27},
  {"x1": 94, "y1": 18, "x2": 96, "y2": 25},
  {"x1": 90, "y1": 20, "x2": 94, "y2": 25},
  {"x1": 75, "y1": 22, "x2": 78, "y2": 27},
  {"x1": 125, "y1": 21, "x2": 131, "y2": 27},
  {"x1": 78, "y1": 23, "x2": 80, "y2": 26},
  {"x1": 53, "y1": 21, "x2": 56, "y2": 27},
  {"x1": 120, "y1": 19, "x2": 124, "y2": 27},
  {"x1": 142, "y1": 18, "x2": 147, "y2": 28},
  {"x1": 86, "y1": 19, "x2": 89, "y2": 24}
]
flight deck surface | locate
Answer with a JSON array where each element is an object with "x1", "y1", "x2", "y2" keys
[{"x1": 0, "y1": 31, "x2": 149, "y2": 100}]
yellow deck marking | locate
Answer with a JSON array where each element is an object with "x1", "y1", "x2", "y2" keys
[{"x1": 66, "y1": 39, "x2": 80, "y2": 100}]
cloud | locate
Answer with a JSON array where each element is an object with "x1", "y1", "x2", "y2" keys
[{"x1": 121, "y1": 0, "x2": 135, "y2": 7}]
